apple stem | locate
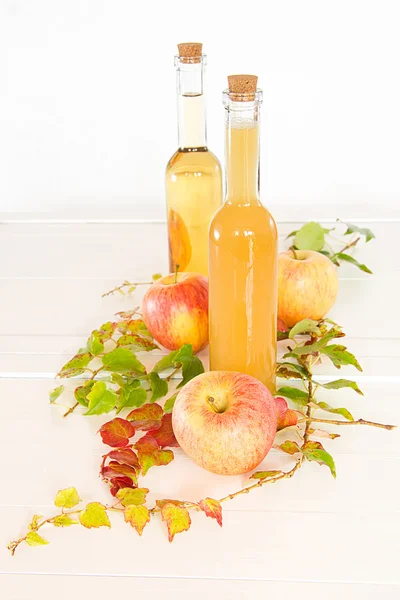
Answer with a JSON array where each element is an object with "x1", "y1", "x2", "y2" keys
[
  {"x1": 174, "y1": 264, "x2": 180, "y2": 284},
  {"x1": 289, "y1": 246, "x2": 298, "y2": 260},
  {"x1": 206, "y1": 396, "x2": 220, "y2": 413}
]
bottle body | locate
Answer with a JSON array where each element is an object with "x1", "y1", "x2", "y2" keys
[
  {"x1": 209, "y1": 84, "x2": 277, "y2": 393},
  {"x1": 166, "y1": 147, "x2": 222, "y2": 276},
  {"x1": 166, "y1": 47, "x2": 222, "y2": 277}
]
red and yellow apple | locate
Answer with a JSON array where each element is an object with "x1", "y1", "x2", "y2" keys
[
  {"x1": 278, "y1": 250, "x2": 338, "y2": 327},
  {"x1": 172, "y1": 371, "x2": 278, "y2": 475},
  {"x1": 142, "y1": 272, "x2": 208, "y2": 353}
]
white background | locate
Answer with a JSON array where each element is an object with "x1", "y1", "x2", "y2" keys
[{"x1": 1, "y1": 0, "x2": 400, "y2": 217}]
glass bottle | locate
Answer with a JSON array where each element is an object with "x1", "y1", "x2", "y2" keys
[
  {"x1": 209, "y1": 75, "x2": 278, "y2": 393},
  {"x1": 166, "y1": 43, "x2": 222, "y2": 277}
]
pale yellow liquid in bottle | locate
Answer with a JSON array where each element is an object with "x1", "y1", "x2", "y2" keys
[
  {"x1": 209, "y1": 122, "x2": 277, "y2": 393},
  {"x1": 166, "y1": 148, "x2": 222, "y2": 276}
]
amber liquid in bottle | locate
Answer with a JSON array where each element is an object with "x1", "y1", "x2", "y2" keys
[
  {"x1": 209, "y1": 80, "x2": 277, "y2": 393},
  {"x1": 166, "y1": 46, "x2": 222, "y2": 276}
]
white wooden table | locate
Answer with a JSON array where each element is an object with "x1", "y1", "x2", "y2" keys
[{"x1": 1, "y1": 213, "x2": 399, "y2": 599}]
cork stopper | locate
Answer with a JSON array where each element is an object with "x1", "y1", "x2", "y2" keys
[
  {"x1": 178, "y1": 42, "x2": 203, "y2": 64},
  {"x1": 228, "y1": 74, "x2": 258, "y2": 101}
]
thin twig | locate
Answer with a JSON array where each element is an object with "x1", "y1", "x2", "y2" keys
[
  {"x1": 102, "y1": 281, "x2": 152, "y2": 298},
  {"x1": 299, "y1": 416, "x2": 396, "y2": 430}
]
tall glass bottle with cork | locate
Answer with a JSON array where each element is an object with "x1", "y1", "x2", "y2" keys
[
  {"x1": 166, "y1": 43, "x2": 222, "y2": 277},
  {"x1": 209, "y1": 75, "x2": 278, "y2": 393}
]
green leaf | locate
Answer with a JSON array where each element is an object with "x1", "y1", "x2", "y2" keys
[
  {"x1": 163, "y1": 393, "x2": 178, "y2": 413},
  {"x1": 250, "y1": 470, "x2": 283, "y2": 480},
  {"x1": 276, "y1": 386, "x2": 309, "y2": 406},
  {"x1": 26, "y1": 532, "x2": 49, "y2": 547},
  {"x1": 54, "y1": 487, "x2": 81, "y2": 509},
  {"x1": 118, "y1": 334, "x2": 159, "y2": 352},
  {"x1": 102, "y1": 347, "x2": 146, "y2": 375},
  {"x1": 335, "y1": 253, "x2": 372, "y2": 274},
  {"x1": 294, "y1": 222, "x2": 325, "y2": 251},
  {"x1": 149, "y1": 371, "x2": 168, "y2": 402},
  {"x1": 316, "y1": 401, "x2": 354, "y2": 421},
  {"x1": 276, "y1": 362, "x2": 310, "y2": 380},
  {"x1": 279, "y1": 441, "x2": 301, "y2": 455},
  {"x1": 96, "y1": 321, "x2": 117, "y2": 342},
  {"x1": 79, "y1": 502, "x2": 111, "y2": 528},
  {"x1": 289, "y1": 319, "x2": 321, "y2": 339},
  {"x1": 320, "y1": 379, "x2": 363, "y2": 395},
  {"x1": 53, "y1": 515, "x2": 79, "y2": 527},
  {"x1": 177, "y1": 355, "x2": 204, "y2": 388},
  {"x1": 58, "y1": 352, "x2": 92, "y2": 377},
  {"x1": 87, "y1": 333, "x2": 104, "y2": 356},
  {"x1": 339, "y1": 220, "x2": 375, "y2": 242},
  {"x1": 117, "y1": 385, "x2": 147, "y2": 413},
  {"x1": 124, "y1": 505, "x2": 150, "y2": 535},
  {"x1": 74, "y1": 380, "x2": 95, "y2": 407},
  {"x1": 116, "y1": 487, "x2": 149, "y2": 507},
  {"x1": 161, "y1": 503, "x2": 191, "y2": 542},
  {"x1": 288, "y1": 328, "x2": 344, "y2": 355},
  {"x1": 152, "y1": 349, "x2": 179, "y2": 373},
  {"x1": 49, "y1": 385, "x2": 64, "y2": 404},
  {"x1": 302, "y1": 441, "x2": 336, "y2": 478},
  {"x1": 85, "y1": 381, "x2": 118, "y2": 416},
  {"x1": 28, "y1": 514, "x2": 42, "y2": 531},
  {"x1": 321, "y1": 345, "x2": 362, "y2": 371}
]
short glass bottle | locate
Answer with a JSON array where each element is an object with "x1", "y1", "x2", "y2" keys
[
  {"x1": 166, "y1": 43, "x2": 222, "y2": 277},
  {"x1": 208, "y1": 76, "x2": 278, "y2": 393}
]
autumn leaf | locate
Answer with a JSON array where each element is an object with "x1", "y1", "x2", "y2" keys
[
  {"x1": 288, "y1": 328, "x2": 345, "y2": 355},
  {"x1": 87, "y1": 333, "x2": 104, "y2": 356},
  {"x1": 58, "y1": 352, "x2": 92, "y2": 377},
  {"x1": 321, "y1": 345, "x2": 362, "y2": 371},
  {"x1": 74, "y1": 380, "x2": 95, "y2": 407},
  {"x1": 102, "y1": 462, "x2": 138, "y2": 484},
  {"x1": 107, "y1": 448, "x2": 140, "y2": 470},
  {"x1": 79, "y1": 502, "x2": 111, "y2": 528},
  {"x1": 148, "y1": 372, "x2": 168, "y2": 402},
  {"x1": 276, "y1": 386, "x2": 309, "y2": 406},
  {"x1": 99, "y1": 418, "x2": 136, "y2": 447},
  {"x1": 95, "y1": 321, "x2": 117, "y2": 342},
  {"x1": 250, "y1": 470, "x2": 283, "y2": 480},
  {"x1": 118, "y1": 334, "x2": 159, "y2": 352},
  {"x1": 124, "y1": 505, "x2": 150, "y2": 536},
  {"x1": 308, "y1": 428, "x2": 340, "y2": 440},
  {"x1": 279, "y1": 441, "x2": 301, "y2": 455},
  {"x1": 144, "y1": 413, "x2": 179, "y2": 448},
  {"x1": 49, "y1": 385, "x2": 64, "y2": 404},
  {"x1": 116, "y1": 383, "x2": 147, "y2": 413},
  {"x1": 109, "y1": 476, "x2": 136, "y2": 497},
  {"x1": 127, "y1": 403, "x2": 163, "y2": 430},
  {"x1": 54, "y1": 487, "x2": 81, "y2": 509},
  {"x1": 53, "y1": 515, "x2": 79, "y2": 527},
  {"x1": 102, "y1": 347, "x2": 146, "y2": 375},
  {"x1": 155, "y1": 499, "x2": 185, "y2": 509},
  {"x1": 85, "y1": 381, "x2": 118, "y2": 416},
  {"x1": 161, "y1": 502, "x2": 191, "y2": 542},
  {"x1": 199, "y1": 498, "x2": 223, "y2": 527},
  {"x1": 276, "y1": 362, "x2": 310, "y2": 380},
  {"x1": 289, "y1": 319, "x2": 321, "y2": 339},
  {"x1": 116, "y1": 487, "x2": 149, "y2": 507},
  {"x1": 26, "y1": 532, "x2": 49, "y2": 547},
  {"x1": 316, "y1": 401, "x2": 354, "y2": 421},
  {"x1": 302, "y1": 441, "x2": 336, "y2": 478},
  {"x1": 117, "y1": 319, "x2": 151, "y2": 337},
  {"x1": 28, "y1": 515, "x2": 42, "y2": 531},
  {"x1": 134, "y1": 436, "x2": 174, "y2": 475},
  {"x1": 320, "y1": 379, "x2": 363, "y2": 395}
]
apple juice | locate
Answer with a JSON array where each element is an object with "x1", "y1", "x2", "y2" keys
[
  {"x1": 166, "y1": 43, "x2": 222, "y2": 277},
  {"x1": 209, "y1": 75, "x2": 278, "y2": 393}
]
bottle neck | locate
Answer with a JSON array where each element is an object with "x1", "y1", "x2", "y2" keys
[
  {"x1": 176, "y1": 58, "x2": 207, "y2": 150},
  {"x1": 225, "y1": 101, "x2": 261, "y2": 205}
]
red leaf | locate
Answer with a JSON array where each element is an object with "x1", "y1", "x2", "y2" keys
[
  {"x1": 134, "y1": 435, "x2": 174, "y2": 475},
  {"x1": 161, "y1": 503, "x2": 191, "y2": 542},
  {"x1": 109, "y1": 477, "x2": 136, "y2": 497},
  {"x1": 102, "y1": 461, "x2": 138, "y2": 484},
  {"x1": 199, "y1": 498, "x2": 223, "y2": 527},
  {"x1": 274, "y1": 397, "x2": 298, "y2": 431},
  {"x1": 144, "y1": 413, "x2": 179, "y2": 448},
  {"x1": 126, "y1": 403, "x2": 163, "y2": 431},
  {"x1": 99, "y1": 418, "x2": 136, "y2": 447},
  {"x1": 108, "y1": 448, "x2": 140, "y2": 471}
]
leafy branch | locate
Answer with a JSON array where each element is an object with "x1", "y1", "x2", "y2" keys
[
  {"x1": 9, "y1": 318, "x2": 395, "y2": 554},
  {"x1": 286, "y1": 219, "x2": 375, "y2": 273}
]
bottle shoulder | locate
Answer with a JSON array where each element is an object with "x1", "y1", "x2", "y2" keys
[
  {"x1": 166, "y1": 148, "x2": 222, "y2": 175},
  {"x1": 210, "y1": 203, "x2": 277, "y2": 238}
]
